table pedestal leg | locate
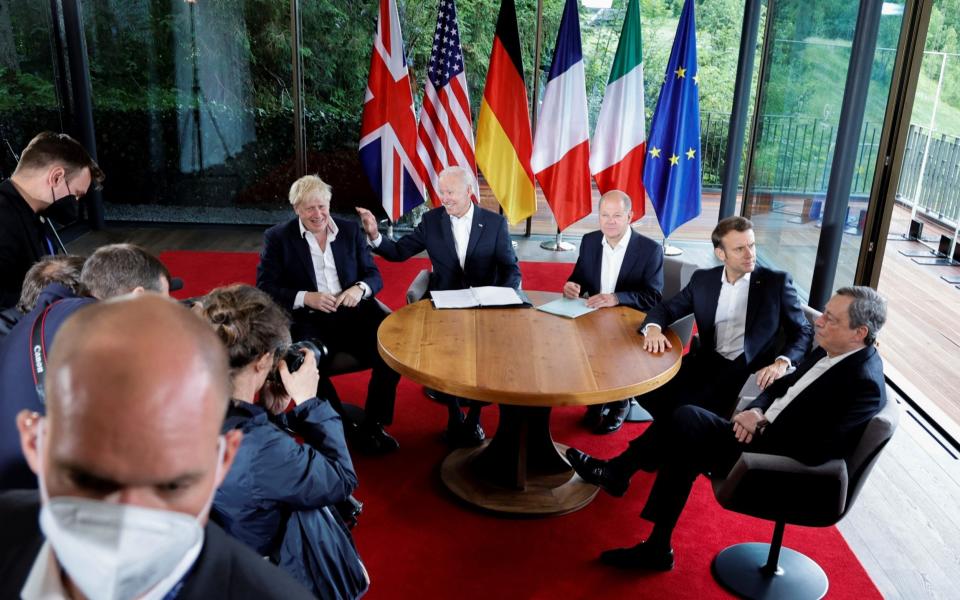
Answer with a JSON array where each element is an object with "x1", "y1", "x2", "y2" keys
[{"x1": 440, "y1": 405, "x2": 600, "y2": 516}]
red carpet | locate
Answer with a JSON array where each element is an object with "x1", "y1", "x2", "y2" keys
[{"x1": 160, "y1": 250, "x2": 881, "y2": 600}]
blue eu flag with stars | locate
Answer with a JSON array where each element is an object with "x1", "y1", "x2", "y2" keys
[{"x1": 642, "y1": 0, "x2": 701, "y2": 239}]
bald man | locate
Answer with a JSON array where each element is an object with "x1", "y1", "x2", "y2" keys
[
  {"x1": 564, "y1": 191, "x2": 663, "y2": 433},
  {"x1": 0, "y1": 295, "x2": 313, "y2": 599}
]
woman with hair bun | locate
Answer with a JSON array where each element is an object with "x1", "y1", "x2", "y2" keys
[{"x1": 199, "y1": 284, "x2": 368, "y2": 599}]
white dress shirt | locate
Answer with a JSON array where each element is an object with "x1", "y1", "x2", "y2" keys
[
  {"x1": 600, "y1": 233, "x2": 630, "y2": 294},
  {"x1": 448, "y1": 203, "x2": 474, "y2": 269},
  {"x1": 762, "y1": 347, "x2": 861, "y2": 422},
  {"x1": 295, "y1": 219, "x2": 369, "y2": 309},
  {"x1": 22, "y1": 537, "x2": 203, "y2": 600},
  {"x1": 714, "y1": 269, "x2": 751, "y2": 360},
  {"x1": 369, "y1": 205, "x2": 474, "y2": 271}
]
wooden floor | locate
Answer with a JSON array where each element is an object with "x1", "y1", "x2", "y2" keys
[{"x1": 69, "y1": 212, "x2": 960, "y2": 599}]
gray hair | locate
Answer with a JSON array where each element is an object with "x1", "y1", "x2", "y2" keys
[
  {"x1": 17, "y1": 255, "x2": 86, "y2": 312},
  {"x1": 836, "y1": 286, "x2": 887, "y2": 346},
  {"x1": 599, "y1": 190, "x2": 632, "y2": 214},
  {"x1": 80, "y1": 243, "x2": 170, "y2": 299},
  {"x1": 438, "y1": 165, "x2": 476, "y2": 195}
]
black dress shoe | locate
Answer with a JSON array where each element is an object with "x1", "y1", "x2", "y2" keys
[
  {"x1": 599, "y1": 542, "x2": 674, "y2": 571},
  {"x1": 595, "y1": 402, "x2": 628, "y2": 434},
  {"x1": 444, "y1": 421, "x2": 486, "y2": 448},
  {"x1": 565, "y1": 448, "x2": 629, "y2": 497},
  {"x1": 582, "y1": 404, "x2": 604, "y2": 430},
  {"x1": 353, "y1": 422, "x2": 399, "y2": 455}
]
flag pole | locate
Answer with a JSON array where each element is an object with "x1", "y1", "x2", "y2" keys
[
  {"x1": 540, "y1": 228, "x2": 575, "y2": 251},
  {"x1": 662, "y1": 236, "x2": 683, "y2": 256}
]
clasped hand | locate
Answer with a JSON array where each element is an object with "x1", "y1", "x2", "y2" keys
[
  {"x1": 731, "y1": 409, "x2": 764, "y2": 444},
  {"x1": 562, "y1": 282, "x2": 618, "y2": 308},
  {"x1": 304, "y1": 287, "x2": 361, "y2": 312}
]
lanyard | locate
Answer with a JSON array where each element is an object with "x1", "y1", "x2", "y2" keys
[{"x1": 29, "y1": 302, "x2": 59, "y2": 404}]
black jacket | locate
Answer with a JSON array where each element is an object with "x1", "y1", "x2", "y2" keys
[
  {"x1": 373, "y1": 205, "x2": 521, "y2": 293},
  {"x1": 567, "y1": 229, "x2": 663, "y2": 311},
  {"x1": 0, "y1": 490, "x2": 315, "y2": 599},
  {"x1": 643, "y1": 265, "x2": 813, "y2": 369},
  {"x1": 747, "y1": 345, "x2": 886, "y2": 465},
  {"x1": 0, "y1": 179, "x2": 50, "y2": 310}
]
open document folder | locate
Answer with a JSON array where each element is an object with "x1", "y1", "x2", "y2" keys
[
  {"x1": 534, "y1": 297, "x2": 597, "y2": 319},
  {"x1": 430, "y1": 287, "x2": 530, "y2": 309}
]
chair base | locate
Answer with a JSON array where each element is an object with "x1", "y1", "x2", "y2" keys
[
  {"x1": 713, "y1": 543, "x2": 828, "y2": 600},
  {"x1": 624, "y1": 398, "x2": 653, "y2": 423}
]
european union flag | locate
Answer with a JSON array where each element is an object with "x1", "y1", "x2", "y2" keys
[{"x1": 642, "y1": 0, "x2": 701, "y2": 239}]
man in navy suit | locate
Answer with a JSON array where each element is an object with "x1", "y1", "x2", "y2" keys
[
  {"x1": 356, "y1": 166, "x2": 521, "y2": 446},
  {"x1": 257, "y1": 175, "x2": 400, "y2": 454},
  {"x1": 563, "y1": 190, "x2": 663, "y2": 433},
  {"x1": 636, "y1": 216, "x2": 813, "y2": 421},
  {"x1": 566, "y1": 287, "x2": 887, "y2": 570}
]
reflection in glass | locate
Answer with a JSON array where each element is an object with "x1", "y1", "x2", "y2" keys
[
  {"x1": 742, "y1": 0, "x2": 903, "y2": 299},
  {"x1": 82, "y1": 0, "x2": 294, "y2": 222},
  {"x1": 0, "y1": 1, "x2": 62, "y2": 177}
]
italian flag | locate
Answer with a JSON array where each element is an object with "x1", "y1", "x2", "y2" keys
[{"x1": 589, "y1": 0, "x2": 646, "y2": 219}]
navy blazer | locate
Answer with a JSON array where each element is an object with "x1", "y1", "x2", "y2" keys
[
  {"x1": 747, "y1": 345, "x2": 886, "y2": 465},
  {"x1": 0, "y1": 490, "x2": 315, "y2": 600},
  {"x1": 642, "y1": 265, "x2": 813, "y2": 369},
  {"x1": 257, "y1": 216, "x2": 383, "y2": 315},
  {"x1": 213, "y1": 398, "x2": 366, "y2": 599},
  {"x1": 567, "y1": 230, "x2": 663, "y2": 311},
  {"x1": 373, "y1": 205, "x2": 521, "y2": 292},
  {"x1": 0, "y1": 284, "x2": 95, "y2": 490}
]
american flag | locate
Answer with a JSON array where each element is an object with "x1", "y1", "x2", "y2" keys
[
  {"x1": 359, "y1": 0, "x2": 425, "y2": 222},
  {"x1": 415, "y1": 0, "x2": 477, "y2": 204}
]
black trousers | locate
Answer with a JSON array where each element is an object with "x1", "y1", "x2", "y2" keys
[
  {"x1": 612, "y1": 405, "x2": 748, "y2": 537},
  {"x1": 636, "y1": 350, "x2": 753, "y2": 422},
  {"x1": 292, "y1": 299, "x2": 400, "y2": 425}
]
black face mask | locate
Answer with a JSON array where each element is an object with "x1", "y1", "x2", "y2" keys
[{"x1": 44, "y1": 189, "x2": 80, "y2": 225}]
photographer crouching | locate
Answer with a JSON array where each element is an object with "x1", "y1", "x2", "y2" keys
[{"x1": 197, "y1": 284, "x2": 369, "y2": 599}]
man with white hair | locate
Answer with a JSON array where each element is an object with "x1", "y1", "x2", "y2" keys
[
  {"x1": 356, "y1": 166, "x2": 521, "y2": 446},
  {"x1": 258, "y1": 175, "x2": 401, "y2": 455}
]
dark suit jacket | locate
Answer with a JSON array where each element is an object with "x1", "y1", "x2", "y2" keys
[
  {"x1": 0, "y1": 490, "x2": 314, "y2": 599},
  {"x1": 642, "y1": 265, "x2": 813, "y2": 370},
  {"x1": 567, "y1": 230, "x2": 663, "y2": 311},
  {"x1": 373, "y1": 205, "x2": 521, "y2": 293},
  {"x1": 0, "y1": 180, "x2": 49, "y2": 310},
  {"x1": 0, "y1": 284, "x2": 95, "y2": 490},
  {"x1": 747, "y1": 345, "x2": 886, "y2": 465},
  {"x1": 257, "y1": 216, "x2": 383, "y2": 318}
]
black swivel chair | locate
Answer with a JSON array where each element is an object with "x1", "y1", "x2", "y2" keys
[{"x1": 710, "y1": 394, "x2": 899, "y2": 600}]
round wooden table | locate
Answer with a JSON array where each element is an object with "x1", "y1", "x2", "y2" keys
[{"x1": 377, "y1": 291, "x2": 683, "y2": 516}]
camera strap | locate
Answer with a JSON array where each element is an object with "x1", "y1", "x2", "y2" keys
[{"x1": 29, "y1": 302, "x2": 59, "y2": 404}]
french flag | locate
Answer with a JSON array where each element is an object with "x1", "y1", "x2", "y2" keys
[
  {"x1": 531, "y1": 0, "x2": 592, "y2": 232},
  {"x1": 359, "y1": 0, "x2": 425, "y2": 223}
]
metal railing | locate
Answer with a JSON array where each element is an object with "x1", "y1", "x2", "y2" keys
[{"x1": 897, "y1": 124, "x2": 960, "y2": 225}]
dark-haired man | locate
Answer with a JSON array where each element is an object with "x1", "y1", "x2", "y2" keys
[
  {"x1": 634, "y1": 216, "x2": 813, "y2": 421},
  {"x1": 566, "y1": 287, "x2": 887, "y2": 571},
  {"x1": 0, "y1": 243, "x2": 171, "y2": 490},
  {"x1": 0, "y1": 132, "x2": 105, "y2": 309}
]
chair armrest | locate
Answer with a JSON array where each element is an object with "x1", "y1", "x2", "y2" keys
[
  {"x1": 406, "y1": 269, "x2": 431, "y2": 304},
  {"x1": 712, "y1": 453, "x2": 849, "y2": 526}
]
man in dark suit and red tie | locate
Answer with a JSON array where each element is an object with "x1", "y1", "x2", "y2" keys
[
  {"x1": 632, "y1": 216, "x2": 813, "y2": 421},
  {"x1": 563, "y1": 190, "x2": 664, "y2": 433},
  {"x1": 356, "y1": 165, "x2": 521, "y2": 446},
  {"x1": 566, "y1": 287, "x2": 887, "y2": 571},
  {"x1": 257, "y1": 175, "x2": 401, "y2": 454}
]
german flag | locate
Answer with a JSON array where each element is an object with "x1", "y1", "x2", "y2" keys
[{"x1": 475, "y1": 0, "x2": 536, "y2": 225}]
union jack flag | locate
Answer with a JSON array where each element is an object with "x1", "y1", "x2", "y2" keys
[
  {"x1": 359, "y1": 0, "x2": 425, "y2": 222},
  {"x1": 415, "y1": 0, "x2": 477, "y2": 204}
]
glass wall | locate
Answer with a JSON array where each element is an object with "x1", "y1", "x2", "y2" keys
[
  {"x1": 0, "y1": 1, "x2": 63, "y2": 178},
  {"x1": 81, "y1": 0, "x2": 294, "y2": 222},
  {"x1": 741, "y1": 0, "x2": 904, "y2": 299}
]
